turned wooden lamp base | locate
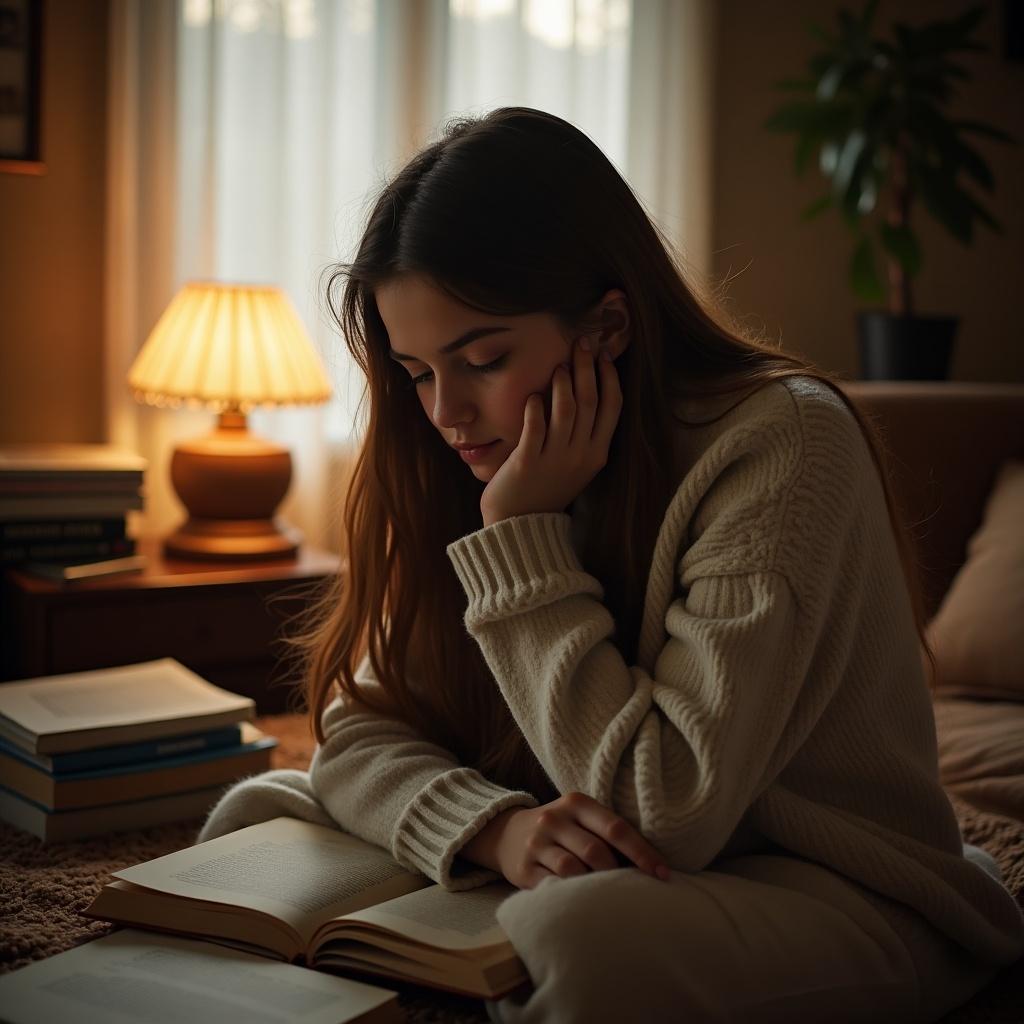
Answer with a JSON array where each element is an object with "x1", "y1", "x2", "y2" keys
[{"x1": 165, "y1": 411, "x2": 302, "y2": 561}]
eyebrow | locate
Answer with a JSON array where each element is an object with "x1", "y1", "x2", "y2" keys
[{"x1": 389, "y1": 326, "x2": 512, "y2": 362}]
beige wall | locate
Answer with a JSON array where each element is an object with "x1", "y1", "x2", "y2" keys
[
  {"x1": 713, "y1": 0, "x2": 1023, "y2": 381},
  {"x1": 0, "y1": 0, "x2": 109, "y2": 443}
]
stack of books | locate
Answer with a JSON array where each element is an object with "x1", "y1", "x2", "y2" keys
[
  {"x1": 0, "y1": 443, "x2": 147, "y2": 578},
  {"x1": 0, "y1": 659, "x2": 275, "y2": 841}
]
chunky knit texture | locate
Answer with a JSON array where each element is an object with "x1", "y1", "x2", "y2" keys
[{"x1": 205, "y1": 375, "x2": 1023, "y2": 965}]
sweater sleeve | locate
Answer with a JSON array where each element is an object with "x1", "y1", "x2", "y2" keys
[
  {"x1": 444, "y1": 391, "x2": 860, "y2": 874},
  {"x1": 308, "y1": 656, "x2": 539, "y2": 890},
  {"x1": 447, "y1": 516, "x2": 804, "y2": 873}
]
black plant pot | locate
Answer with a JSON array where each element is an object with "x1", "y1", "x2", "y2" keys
[{"x1": 856, "y1": 312, "x2": 959, "y2": 381}]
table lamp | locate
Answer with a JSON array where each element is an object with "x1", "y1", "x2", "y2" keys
[{"x1": 127, "y1": 281, "x2": 332, "y2": 561}]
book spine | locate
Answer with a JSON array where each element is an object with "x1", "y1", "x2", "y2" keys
[
  {"x1": 0, "y1": 495, "x2": 144, "y2": 519},
  {"x1": 1, "y1": 537, "x2": 136, "y2": 565},
  {"x1": 0, "y1": 518, "x2": 127, "y2": 542},
  {"x1": 0, "y1": 481, "x2": 143, "y2": 495},
  {"x1": 0, "y1": 470, "x2": 144, "y2": 485},
  {"x1": 47, "y1": 724, "x2": 245, "y2": 773}
]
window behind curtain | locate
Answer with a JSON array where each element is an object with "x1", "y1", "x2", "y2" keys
[{"x1": 177, "y1": 0, "x2": 633, "y2": 444}]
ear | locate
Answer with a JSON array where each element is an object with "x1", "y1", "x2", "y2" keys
[{"x1": 590, "y1": 288, "x2": 630, "y2": 361}]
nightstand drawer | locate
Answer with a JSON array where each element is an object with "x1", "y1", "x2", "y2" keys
[{"x1": 47, "y1": 588, "x2": 283, "y2": 671}]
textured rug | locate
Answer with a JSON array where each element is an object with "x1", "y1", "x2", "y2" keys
[{"x1": 1, "y1": 713, "x2": 1022, "y2": 1023}]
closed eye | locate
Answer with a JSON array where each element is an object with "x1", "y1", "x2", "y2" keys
[{"x1": 408, "y1": 354, "x2": 509, "y2": 388}]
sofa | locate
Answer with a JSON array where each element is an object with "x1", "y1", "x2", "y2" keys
[
  {"x1": 1, "y1": 380, "x2": 1022, "y2": 1022},
  {"x1": 841, "y1": 381, "x2": 1024, "y2": 827}
]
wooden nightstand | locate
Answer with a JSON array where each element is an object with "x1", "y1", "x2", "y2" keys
[{"x1": 0, "y1": 537, "x2": 341, "y2": 713}]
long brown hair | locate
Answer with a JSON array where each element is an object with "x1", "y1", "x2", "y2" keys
[{"x1": 297, "y1": 107, "x2": 935, "y2": 800}]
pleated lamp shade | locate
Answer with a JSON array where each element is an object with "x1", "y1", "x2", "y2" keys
[
  {"x1": 128, "y1": 282, "x2": 331, "y2": 409},
  {"x1": 128, "y1": 282, "x2": 333, "y2": 562}
]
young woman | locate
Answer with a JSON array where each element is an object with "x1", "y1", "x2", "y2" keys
[{"x1": 200, "y1": 107, "x2": 1023, "y2": 1022}]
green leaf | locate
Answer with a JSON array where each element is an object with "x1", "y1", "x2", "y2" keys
[
  {"x1": 914, "y1": 163, "x2": 975, "y2": 243},
  {"x1": 953, "y1": 119, "x2": 1017, "y2": 145},
  {"x1": 857, "y1": 175, "x2": 878, "y2": 214},
  {"x1": 833, "y1": 129, "x2": 868, "y2": 198},
  {"x1": 879, "y1": 223, "x2": 923, "y2": 276},
  {"x1": 820, "y1": 141, "x2": 840, "y2": 176},
  {"x1": 964, "y1": 192, "x2": 1003, "y2": 235},
  {"x1": 949, "y1": 5, "x2": 988, "y2": 46},
  {"x1": 803, "y1": 18, "x2": 834, "y2": 48},
  {"x1": 800, "y1": 194, "x2": 833, "y2": 221},
  {"x1": 772, "y1": 77, "x2": 816, "y2": 93},
  {"x1": 851, "y1": 235, "x2": 886, "y2": 302},
  {"x1": 763, "y1": 101, "x2": 828, "y2": 133},
  {"x1": 794, "y1": 133, "x2": 818, "y2": 176},
  {"x1": 948, "y1": 135, "x2": 995, "y2": 191},
  {"x1": 817, "y1": 62, "x2": 848, "y2": 101}
]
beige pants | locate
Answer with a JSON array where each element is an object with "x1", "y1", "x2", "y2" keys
[{"x1": 485, "y1": 854, "x2": 1002, "y2": 1024}]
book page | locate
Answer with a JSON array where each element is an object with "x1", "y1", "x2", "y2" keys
[
  {"x1": 0, "y1": 659, "x2": 253, "y2": 736},
  {"x1": 115, "y1": 818, "x2": 428, "y2": 941},
  {"x1": 330, "y1": 879, "x2": 516, "y2": 951},
  {"x1": 0, "y1": 929, "x2": 399, "y2": 1024}
]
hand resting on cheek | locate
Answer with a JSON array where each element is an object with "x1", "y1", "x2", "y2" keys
[{"x1": 479, "y1": 335, "x2": 622, "y2": 527}]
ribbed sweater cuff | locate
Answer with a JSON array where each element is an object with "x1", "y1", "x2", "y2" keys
[
  {"x1": 447, "y1": 513, "x2": 602, "y2": 628},
  {"x1": 391, "y1": 767, "x2": 538, "y2": 891}
]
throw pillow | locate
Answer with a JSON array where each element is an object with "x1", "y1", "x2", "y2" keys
[{"x1": 926, "y1": 459, "x2": 1024, "y2": 700}]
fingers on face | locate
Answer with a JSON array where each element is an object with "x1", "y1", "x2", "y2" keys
[
  {"x1": 571, "y1": 337, "x2": 599, "y2": 443},
  {"x1": 547, "y1": 363, "x2": 576, "y2": 447},
  {"x1": 522, "y1": 393, "x2": 545, "y2": 456},
  {"x1": 592, "y1": 348, "x2": 622, "y2": 444}
]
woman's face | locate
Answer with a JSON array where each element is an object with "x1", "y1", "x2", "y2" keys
[{"x1": 375, "y1": 273, "x2": 575, "y2": 482}]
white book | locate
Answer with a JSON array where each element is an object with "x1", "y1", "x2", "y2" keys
[
  {"x1": 0, "y1": 929, "x2": 400, "y2": 1024},
  {"x1": 0, "y1": 659, "x2": 255, "y2": 755}
]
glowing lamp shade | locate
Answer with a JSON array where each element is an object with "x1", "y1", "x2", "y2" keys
[{"x1": 128, "y1": 282, "x2": 332, "y2": 560}]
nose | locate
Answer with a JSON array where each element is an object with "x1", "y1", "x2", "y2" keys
[{"x1": 431, "y1": 376, "x2": 474, "y2": 431}]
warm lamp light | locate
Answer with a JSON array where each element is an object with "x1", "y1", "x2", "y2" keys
[{"x1": 128, "y1": 281, "x2": 332, "y2": 560}]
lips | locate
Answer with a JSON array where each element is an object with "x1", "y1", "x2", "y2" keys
[
  {"x1": 452, "y1": 440, "x2": 498, "y2": 451},
  {"x1": 454, "y1": 439, "x2": 500, "y2": 464}
]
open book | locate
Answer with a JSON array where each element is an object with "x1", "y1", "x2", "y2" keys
[{"x1": 85, "y1": 816, "x2": 528, "y2": 1000}]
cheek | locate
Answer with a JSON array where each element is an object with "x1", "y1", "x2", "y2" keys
[{"x1": 493, "y1": 368, "x2": 556, "y2": 430}]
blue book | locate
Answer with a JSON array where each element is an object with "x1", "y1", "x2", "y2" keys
[
  {"x1": 0, "y1": 722, "x2": 277, "y2": 814},
  {"x1": 0, "y1": 724, "x2": 243, "y2": 774}
]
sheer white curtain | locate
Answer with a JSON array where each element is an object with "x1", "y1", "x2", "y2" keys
[{"x1": 105, "y1": 0, "x2": 715, "y2": 554}]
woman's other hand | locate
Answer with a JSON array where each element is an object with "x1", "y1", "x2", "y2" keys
[
  {"x1": 479, "y1": 337, "x2": 622, "y2": 527},
  {"x1": 461, "y1": 791, "x2": 671, "y2": 889}
]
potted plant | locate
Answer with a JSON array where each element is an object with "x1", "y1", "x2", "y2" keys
[{"x1": 765, "y1": 1, "x2": 1015, "y2": 380}]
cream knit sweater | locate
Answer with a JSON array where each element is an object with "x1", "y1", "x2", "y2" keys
[{"x1": 200, "y1": 376, "x2": 1023, "y2": 966}]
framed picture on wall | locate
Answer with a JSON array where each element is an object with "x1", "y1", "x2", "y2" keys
[{"x1": 0, "y1": 0, "x2": 44, "y2": 175}]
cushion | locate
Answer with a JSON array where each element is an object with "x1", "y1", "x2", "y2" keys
[
  {"x1": 926, "y1": 460, "x2": 1024, "y2": 701},
  {"x1": 934, "y1": 696, "x2": 1024, "y2": 824}
]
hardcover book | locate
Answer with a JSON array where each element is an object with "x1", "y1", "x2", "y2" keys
[
  {"x1": 0, "y1": 518, "x2": 128, "y2": 542},
  {"x1": 0, "y1": 722, "x2": 276, "y2": 811},
  {"x1": 0, "y1": 783, "x2": 231, "y2": 842},
  {"x1": 0, "y1": 659, "x2": 255, "y2": 755},
  {"x1": 9, "y1": 723, "x2": 244, "y2": 774},
  {"x1": 86, "y1": 816, "x2": 529, "y2": 1000},
  {"x1": 0, "y1": 536, "x2": 136, "y2": 565},
  {"x1": 0, "y1": 443, "x2": 146, "y2": 474}
]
